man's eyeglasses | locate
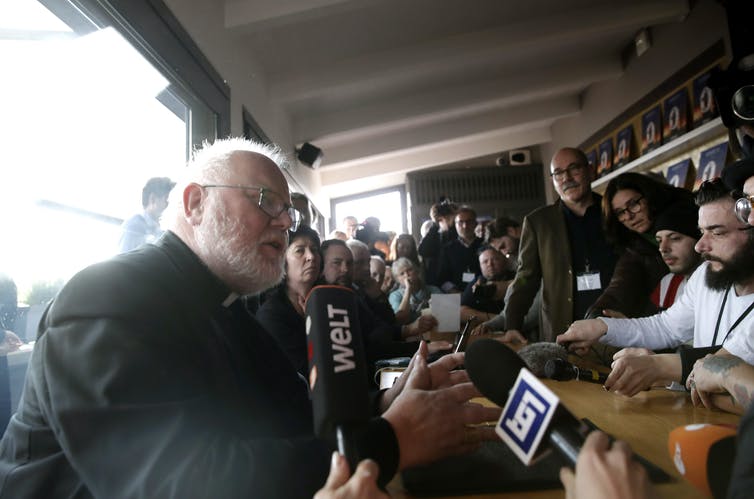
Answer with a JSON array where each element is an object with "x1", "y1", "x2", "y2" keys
[
  {"x1": 550, "y1": 163, "x2": 585, "y2": 181},
  {"x1": 201, "y1": 184, "x2": 301, "y2": 230},
  {"x1": 613, "y1": 196, "x2": 644, "y2": 221},
  {"x1": 735, "y1": 194, "x2": 754, "y2": 225}
]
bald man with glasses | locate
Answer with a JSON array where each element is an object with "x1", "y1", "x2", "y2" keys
[{"x1": 502, "y1": 147, "x2": 616, "y2": 344}]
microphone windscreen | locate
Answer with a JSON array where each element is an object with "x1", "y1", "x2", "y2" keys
[
  {"x1": 544, "y1": 358, "x2": 573, "y2": 381},
  {"x1": 306, "y1": 285, "x2": 371, "y2": 439},
  {"x1": 668, "y1": 423, "x2": 737, "y2": 498},
  {"x1": 518, "y1": 342, "x2": 568, "y2": 377},
  {"x1": 465, "y1": 338, "x2": 526, "y2": 407}
]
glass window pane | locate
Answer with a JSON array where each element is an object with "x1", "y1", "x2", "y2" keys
[
  {"x1": 333, "y1": 190, "x2": 405, "y2": 235},
  {"x1": 0, "y1": 0, "x2": 216, "y2": 307}
]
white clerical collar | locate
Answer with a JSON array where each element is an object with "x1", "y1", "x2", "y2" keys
[{"x1": 222, "y1": 292, "x2": 240, "y2": 308}]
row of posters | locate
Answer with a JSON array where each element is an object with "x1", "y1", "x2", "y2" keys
[
  {"x1": 588, "y1": 70, "x2": 718, "y2": 178},
  {"x1": 664, "y1": 142, "x2": 728, "y2": 191}
]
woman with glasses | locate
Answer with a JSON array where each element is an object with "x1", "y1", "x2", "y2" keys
[{"x1": 586, "y1": 172, "x2": 695, "y2": 319}]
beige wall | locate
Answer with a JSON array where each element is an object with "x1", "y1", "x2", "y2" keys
[{"x1": 541, "y1": 0, "x2": 729, "y2": 202}]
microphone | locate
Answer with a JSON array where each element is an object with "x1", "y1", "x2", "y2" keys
[
  {"x1": 518, "y1": 342, "x2": 568, "y2": 377},
  {"x1": 466, "y1": 339, "x2": 585, "y2": 466},
  {"x1": 668, "y1": 424, "x2": 737, "y2": 498},
  {"x1": 306, "y1": 285, "x2": 371, "y2": 470},
  {"x1": 544, "y1": 358, "x2": 609, "y2": 384}
]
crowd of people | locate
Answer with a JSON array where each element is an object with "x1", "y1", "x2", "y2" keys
[{"x1": 2, "y1": 132, "x2": 754, "y2": 498}]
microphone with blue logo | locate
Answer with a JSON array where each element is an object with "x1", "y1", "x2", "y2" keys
[{"x1": 465, "y1": 338, "x2": 585, "y2": 465}]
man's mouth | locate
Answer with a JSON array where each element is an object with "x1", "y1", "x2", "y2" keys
[{"x1": 262, "y1": 238, "x2": 287, "y2": 252}]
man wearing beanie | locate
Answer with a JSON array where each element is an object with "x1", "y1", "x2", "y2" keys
[
  {"x1": 650, "y1": 202, "x2": 703, "y2": 310},
  {"x1": 557, "y1": 179, "x2": 754, "y2": 403}
]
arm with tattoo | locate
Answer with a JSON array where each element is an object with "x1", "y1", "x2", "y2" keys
[{"x1": 689, "y1": 353, "x2": 754, "y2": 414}]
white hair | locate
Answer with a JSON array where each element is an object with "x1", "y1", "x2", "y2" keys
[
  {"x1": 345, "y1": 239, "x2": 369, "y2": 253},
  {"x1": 166, "y1": 137, "x2": 289, "y2": 227}
]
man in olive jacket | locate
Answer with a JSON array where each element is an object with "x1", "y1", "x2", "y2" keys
[{"x1": 503, "y1": 147, "x2": 616, "y2": 343}]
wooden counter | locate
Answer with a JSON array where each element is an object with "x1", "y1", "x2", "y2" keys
[{"x1": 389, "y1": 379, "x2": 740, "y2": 498}]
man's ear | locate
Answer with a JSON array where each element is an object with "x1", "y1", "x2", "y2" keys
[{"x1": 183, "y1": 183, "x2": 205, "y2": 225}]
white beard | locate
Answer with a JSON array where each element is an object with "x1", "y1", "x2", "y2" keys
[{"x1": 195, "y1": 196, "x2": 285, "y2": 295}]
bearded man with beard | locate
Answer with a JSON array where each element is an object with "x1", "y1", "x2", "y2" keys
[
  {"x1": 0, "y1": 138, "x2": 500, "y2": 498},
  {"x1": 557, "y1": 178, "x2": 754, "y2": 400}
]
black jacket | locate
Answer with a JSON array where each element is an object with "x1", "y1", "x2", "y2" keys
[{"x1": 0, "y1": 232, "x2": 398, "y2": 498}]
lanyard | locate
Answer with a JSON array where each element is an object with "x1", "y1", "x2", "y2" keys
[{"x1": 711, "y1": 286, "x2": 754, "y2": 346}]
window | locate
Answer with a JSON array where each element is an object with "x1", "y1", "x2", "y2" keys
[
  {"x1": 0, "y1": 0, "x2": 228, "y2": 316},
  {"x1": 331, "y1": 186, "x2": 407, "y2": 235}
]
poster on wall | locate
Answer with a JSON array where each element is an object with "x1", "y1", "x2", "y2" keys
[
  {"x1": 641, "y1": 105, "x2": 662, "y2": 154},
  {"x1": 597, "y1": 138, "x2": 613, "y2": 177},
  {"x1": 614, "y1": 125, "x2": 633, "y2": 167},
  {"x1": 665, "y1": 159, "x2": 692, "y2": 189},
  {"x1": 692, "y1": 70, "x2": 718, "y2": 127},
  {"x1": 694, "y1": 143, "x2": 728, "y2": 190},
  {"x1": 586, "y1": 149, "x2": 598, "y2": 172},
  {"x1": 663, "y1": 88, "x2": 689, "y2": 143}
]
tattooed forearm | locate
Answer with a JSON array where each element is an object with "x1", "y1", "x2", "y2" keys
[
  {"x1": 702, "y1": 356, "x2": 743, "y2": 375},
  {"x1": 731, "y1": 383, "x2": 754, "y2": 410}
]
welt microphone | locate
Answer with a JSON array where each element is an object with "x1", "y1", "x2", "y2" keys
[
  {"x1": 668, "y1": 424, "x2": 737, "y2": 498},
  {"x1": 544, "y1": 358, "x2": 609, "y2": 384},
  {"x1": 465, "y1": 338, "x2": 585, "y2": 465},
  {"x1": 306, "y1": 285, "x2": 371, "y2": 470}
]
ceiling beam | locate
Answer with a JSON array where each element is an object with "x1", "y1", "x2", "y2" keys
[
  {"x1": 270, "y1": 0, "x2": 688, "y2": 105},
  {"x1": 293, "y1": 56, "x2": 622, "y2": 144}
]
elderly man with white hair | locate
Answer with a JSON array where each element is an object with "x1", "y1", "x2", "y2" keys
[{"x1": 0, "y1": 138, "x2": 499, "y2": 498}]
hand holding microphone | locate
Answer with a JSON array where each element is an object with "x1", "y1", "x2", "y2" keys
[
  {"x1": 314, "y1": 452, "x2": 388, "y2": 499},
  {"x1": 555, "y1": 319, "x2": 608, "y2": 355},
  {"x1": 560, "y1": 431, "x2": 653, "y2": 499}
]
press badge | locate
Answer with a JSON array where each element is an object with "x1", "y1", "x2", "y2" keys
[{"x1": 576, "y1": 271, "x2": 601, "y2": 291}]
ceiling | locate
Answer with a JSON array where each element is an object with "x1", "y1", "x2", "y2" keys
[{"x1": 218, "y1": 0, "x2": 691, "y2": 196}]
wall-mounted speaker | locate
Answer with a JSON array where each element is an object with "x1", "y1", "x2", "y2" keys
[
  {"x1": 297, "y1": 142, "x2": 323, "y2": 169},
  {"x1": 509, "y1": 149, "x2": 532, "y2": 166}
]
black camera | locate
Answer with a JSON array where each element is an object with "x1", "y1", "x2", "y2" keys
[
  {"x1": 710, "y1": 65, "x2": 754, "y2": 129},
  {"x1": 710, "y1": 1, "x2": 754, "y2": 130}
]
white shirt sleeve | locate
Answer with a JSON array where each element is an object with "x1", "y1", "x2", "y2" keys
[{"x1": 599, "y1": 265, "x2": 702, "y2": 350}]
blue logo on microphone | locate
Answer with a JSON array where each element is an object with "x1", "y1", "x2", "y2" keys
[{"x1": 496, "y1": 369, "x2": 559, "y2": 464}]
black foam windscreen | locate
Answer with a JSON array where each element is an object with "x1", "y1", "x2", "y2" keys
[
  {"x1": 306, "y1": 285, "x2": 370, "y2": 440},
  {"x1": 465, "y1": 338, "x2": 526, "y2": 407},
  {"x1": 517, "y1": 342, "x2": 568, "y2": 377},
  {"x1": 544, "y1": 358, "x2": 574, "y2": 381}
]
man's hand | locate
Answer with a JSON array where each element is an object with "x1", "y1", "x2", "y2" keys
[
  {"x1": 556, "y1": 319, "x2": 608, "y2": 355},
  {"x1": 497, "y1": 330, "x2": 528, "y2": 346},
  {"x1": 405, "y1": 314, "x2": 438, "y2": 337},
  {"x1": 471, "y1": 323, "x2": 493, "y2": 336},
  {"x1": 379, "y1": 342, "x2": 469, "y2": 412},
  {"x1": 613, "y1": 347, "x2": 654, "y2": 360},
  {"x1": 382, "y1": 345, "x2": 501, "y2": 469},
  {"x1": 313, "y1": 452, "x2": 388, "y2": 499},
  {"x1": 427, "y1": 341, "x2": 453, "y2": 355},
  {"x1": 560, "y1": 431, "x2": 654, "y2": 499},
  {"x1": 605, "y1": 354, "x2": 680, "y2": 397},
  {"x1": 0, "y1": 330, "x2": 23, "y2": 355},
  {"x1": 687, "y1": 353, "x2": 754, "y2": 411}
]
